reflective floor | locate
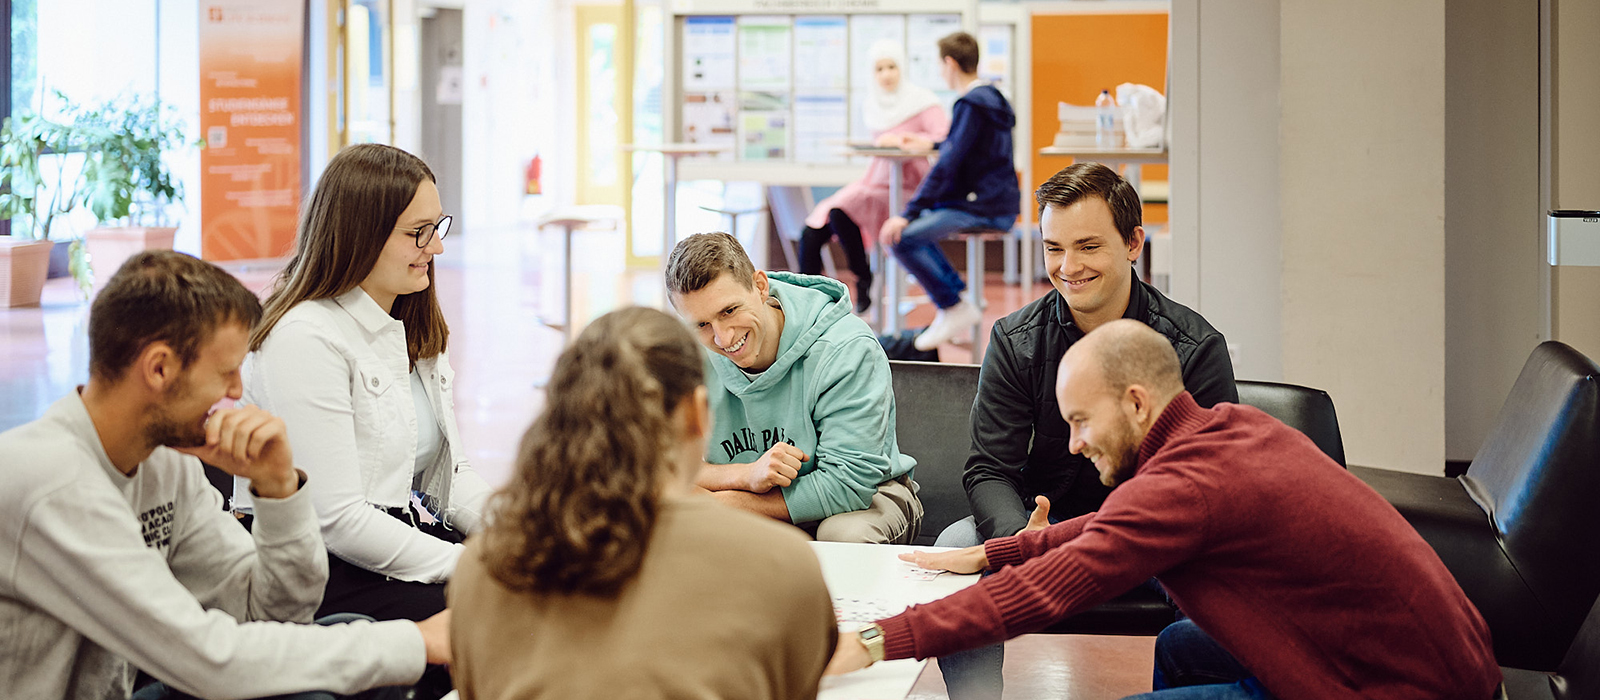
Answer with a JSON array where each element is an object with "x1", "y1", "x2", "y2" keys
[{"x1": 0, "y1": 226, "x2": 1153, "y2": 699}]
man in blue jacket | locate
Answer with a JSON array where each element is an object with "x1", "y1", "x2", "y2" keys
[{"x1": 881, "y1": 31, "x2": 1020, "y2": 351}]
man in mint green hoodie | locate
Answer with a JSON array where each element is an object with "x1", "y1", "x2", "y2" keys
[{"x1": 666, "y1": 233, "x2": 923, "y2": 543}]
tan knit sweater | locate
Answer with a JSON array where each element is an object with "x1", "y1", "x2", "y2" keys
[{"x1": 449, "y1": 495, "x2": 836, "y2": 700}]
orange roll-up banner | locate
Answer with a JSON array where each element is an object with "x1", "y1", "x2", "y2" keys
[{"x1": 198, "y1": 2, "x2": 304, "y2": 261}]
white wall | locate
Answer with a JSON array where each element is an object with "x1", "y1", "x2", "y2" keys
[
  {"x1": 1550, "y1": 0, "x2": 1600, "y2": 361},
  {"x1": 158, "y1": 0, "x2": 202, "y2": 256},
  {"x1": 1443, "y1": 0, "x2": 1541, "y2": 462},
  {"x1": 1169, "y1": 0, "x2": 1282, "y2": 383},
  {"x1": 1279, "y1": 0, "x2": 1447, "y2": 474},
  {"x1": 460, "y1": 0, "x2": 563, "y2": 229}
]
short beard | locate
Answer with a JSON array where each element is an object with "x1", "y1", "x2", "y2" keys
[
  {"x1": 144, "y1": 375, "x2": 207, "y2": 449},
  {"x1": 1098, "y1": 443, "x2": 1141, "y2": 487},
  {"x1": 1096, "y1": 420, "x2": 1143, "y2": 487}
]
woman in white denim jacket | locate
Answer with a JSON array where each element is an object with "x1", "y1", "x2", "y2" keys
[{"x1": 239, "y1": 143, "x2": 490, "y2": 626}]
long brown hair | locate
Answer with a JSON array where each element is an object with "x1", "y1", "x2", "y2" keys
[
  {"x1": 481, "y1": 307, "x2": 706, "y2": 596},
  {"x1": 250, "y1": 143, "x2": 448, "y2": 364}
]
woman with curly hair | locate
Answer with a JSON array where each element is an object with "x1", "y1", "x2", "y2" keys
[{"x1": 448, "y1": 307, "x2": 837, "y2": 699}]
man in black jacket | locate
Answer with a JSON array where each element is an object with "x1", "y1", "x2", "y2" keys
[{"x1": 933, "y1": 162, "x2": 1236, "y2": 700}]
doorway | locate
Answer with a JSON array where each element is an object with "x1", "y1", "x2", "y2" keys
[{"x1": 419, "y1": 7, "x2": 464, "y2": 225}]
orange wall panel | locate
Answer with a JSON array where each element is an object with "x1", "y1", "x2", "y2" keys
[
  {"x1": 198, "y1": 2, "x2": 305, "y2": 261},
  {"x1": 1029, "y1": 12, "x2": 1168, "y2": 223}
]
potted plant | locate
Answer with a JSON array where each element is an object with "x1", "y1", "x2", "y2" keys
[
  {"x1": 0, "y1": 106, "x2": 88, "y2": 306},
  {"x1": 76, "y1": 94, "x2": 197, "y2": 289}
]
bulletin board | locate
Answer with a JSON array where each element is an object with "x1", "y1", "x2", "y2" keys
[{"x1": 666, "y1": 0, "x2": 1029, "y2": 187}]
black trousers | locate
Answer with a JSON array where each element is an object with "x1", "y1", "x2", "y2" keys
[
  {"x1": 316, "y1": 507, "x2": 460, "y2": 622},
  {"x1": 799, "y1": 208, "x2": 874, "y2": 293}
]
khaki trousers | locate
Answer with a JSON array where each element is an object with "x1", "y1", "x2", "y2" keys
[{"x1": 803, "y1": 475, "x2": 923, "y2": 544}]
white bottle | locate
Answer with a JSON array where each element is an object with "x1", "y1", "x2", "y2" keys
[{"x1": 1095, "y1": 89, "x2": 1118, "y2": 148}]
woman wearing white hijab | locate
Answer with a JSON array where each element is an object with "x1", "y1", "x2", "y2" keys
[{"x1": 799, "y1": 40, "x2": 948, "y2": 313}]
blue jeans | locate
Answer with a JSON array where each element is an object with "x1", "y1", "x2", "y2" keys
[
  {"x1": 129, "y1": 614, "x2": 418, "y2": 700},
  {"x1": 933, "y1": 517, "x2": 1003, "y2": 700},
  {"x1": 892, "y1": 209, "x2": 1015, "y2": 309},
  {"x1": 1122, "y1": 620, "x2": 1273, "y2": 700}
]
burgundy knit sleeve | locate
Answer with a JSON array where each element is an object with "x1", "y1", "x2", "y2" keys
[
  {"x1": 877, "y1": 469, "x2": 1210, "y2": 661},
  {"x1": 984, "y1": 513, "x2": 1095, "y2": 569}
]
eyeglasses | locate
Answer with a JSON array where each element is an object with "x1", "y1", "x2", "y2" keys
[{"x1": 399, "y1": 215, "x2": 453, "y2": 248}]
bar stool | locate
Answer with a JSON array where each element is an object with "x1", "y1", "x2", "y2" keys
[
  {"x1": 534, "y1": 206, "x2": 621, "y2": 343},
  {"x1": 956, "y1": 226, "x2": 1013, "y2": 360}
]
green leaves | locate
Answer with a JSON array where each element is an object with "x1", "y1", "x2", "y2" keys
[
  {"x1": 0, "y1": 90, "x2": 197, "y2": 238},
  {"x1": 0, "y1": 91, "x2": 198, "y2": 297}
]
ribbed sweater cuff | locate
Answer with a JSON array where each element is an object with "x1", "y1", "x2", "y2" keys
[
  {"x1": 879, "y1": 614, "x2": 919, "y2": 660},
  {"x1": 984, "y1": 535, "x2": 1026, "y2": 569},
  {"x1": 989, "y1": 557, "x2": 1101, "y2": 633}
]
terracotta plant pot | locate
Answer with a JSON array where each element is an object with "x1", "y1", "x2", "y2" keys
[
  {"x1": 85, "y1": 226, "x2": 178, "y2": 288},
  {"x1": 0, "y1": 237, "x2": 55, "y2": 308}
]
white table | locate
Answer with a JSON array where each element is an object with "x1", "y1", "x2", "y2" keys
[
  {"x1": 811, "y1": 541, "x2": 979, "y2": 700},
  {"x1": 1037, "y1": 147, "x2": 1167, "y2": 194},
  {"x1": 534, "y1": 206, "x2": 621, "y2": 342},
  {"x1": 622, "y1": 143, "x2": 734, "y2": 267},
  {"x1": 844, "y1": 147, "x2": 936, "y2": 334}
]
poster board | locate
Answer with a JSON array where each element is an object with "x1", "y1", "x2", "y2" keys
[
  {"x1": 198, "y1": 1, "x2": 305, "y2": 261},
  {"x1": 666, "y1": 0, "x2": 1025, "y2": 185}
]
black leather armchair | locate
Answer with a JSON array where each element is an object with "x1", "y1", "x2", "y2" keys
[
  {"x1": 1235, "y1": 380, "x2": 1346, "y2": 466},
  {"x1": 889, "y1": 360, "x2": 1175, "y2": 634},
  {"x1": 888, "y1": 360, "x2": 982, "y2": 545},
  {"x1": 1351, "y1": 341, "x2": 1600, "y2": 672},
  {"x1": 889, "y1": 363, "x2": 1367, "y2": 635}
]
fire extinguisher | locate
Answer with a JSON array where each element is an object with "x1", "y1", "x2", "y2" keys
[{"x1": 525, "y1": 154, "x2": 542, "y2": 195}]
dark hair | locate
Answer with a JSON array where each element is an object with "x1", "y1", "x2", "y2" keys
[
  {"x1": 1035, "y1": 162, "x2": 1144, "y2": 246},
  {"x1": 937, "y1": 32, "x2": 980, "y2": 74},
  {"x1": 89, "y1": 250, "x2": 263, "y2": 382},
  {"x1": 665, "y1": 232, "x2": 755, "y2": 296},
  {"x1": 251, "y1": 143, "x2": 447, "y2": 364},
  {"x1": 480, "y1": 306, "x2": 706, "y2": 596}
]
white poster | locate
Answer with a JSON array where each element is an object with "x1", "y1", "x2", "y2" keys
[
  {"x1": 978, "y1": 24, "x2": 1014, "y2": 98},
  {"x1": 682, "y1": 91, "x2": 737, "y2": 159},
  {"x1": 794, "y1": 92, "x2": 848, "y2": 163},
  {"x1": 683, "y1": 16, "x2": 736, "y2": 90},
  {"x1": 849, "y1": 15, "x2": 905, "y2": 90},
  {"x1": 738, "y1": 16, "x2": 792, "y2": 92},
  {"x1": 906, "y1": 14, "x2": 962, "y2": 92},
  {"x1": 793, "y1": 16, "x2": 848, "y2": 91},
  {"x1": 740, "y1": 91, "x2": 789, "y2": 160}
]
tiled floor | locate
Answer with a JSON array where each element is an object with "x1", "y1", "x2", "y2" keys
[{"x1": 0, "y1": 225, "x2": 1155, "y2": 699}]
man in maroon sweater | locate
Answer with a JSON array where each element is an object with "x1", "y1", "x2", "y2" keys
[{"x1": 825, "y1": 320, "x2": 1501, "y2": 699}]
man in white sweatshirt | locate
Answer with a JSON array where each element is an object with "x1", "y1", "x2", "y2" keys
[{"x1": 0, "y1": 250, "x2": 449, "y2": 700}]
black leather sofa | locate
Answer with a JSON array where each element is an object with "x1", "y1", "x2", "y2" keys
[
  {"x1": 1350, "y1": 341, "x2": 1600, "y2": 673},
  {"x1": 889, "y1": 362, "x2": 1351, "y2": 636}
]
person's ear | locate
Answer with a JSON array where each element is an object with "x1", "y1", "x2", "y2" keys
[
  {"x1": 1125, "y1": 384, "x2": 1152, "y2": 425},
  {"x1": 752, "y1": 269, "x2": 770, "y2": 296},
  {"x1": 135, "y1": 342, "x2": 182, "y2": 394},
  {"x1": 1125, "y1": 226, "x2": 1146, "y2": 263},
  {"x1": 686, "y1": 385, "x2": 711, "y2": 439}
]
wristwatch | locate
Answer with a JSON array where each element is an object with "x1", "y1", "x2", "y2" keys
[{"x1": 858, "y1": 623, "x2": 887, "y2": 666}]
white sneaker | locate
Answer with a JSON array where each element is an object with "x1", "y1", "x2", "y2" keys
[{"x1": 914, "y1": 300, "x2": 981, "y2": 351}]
